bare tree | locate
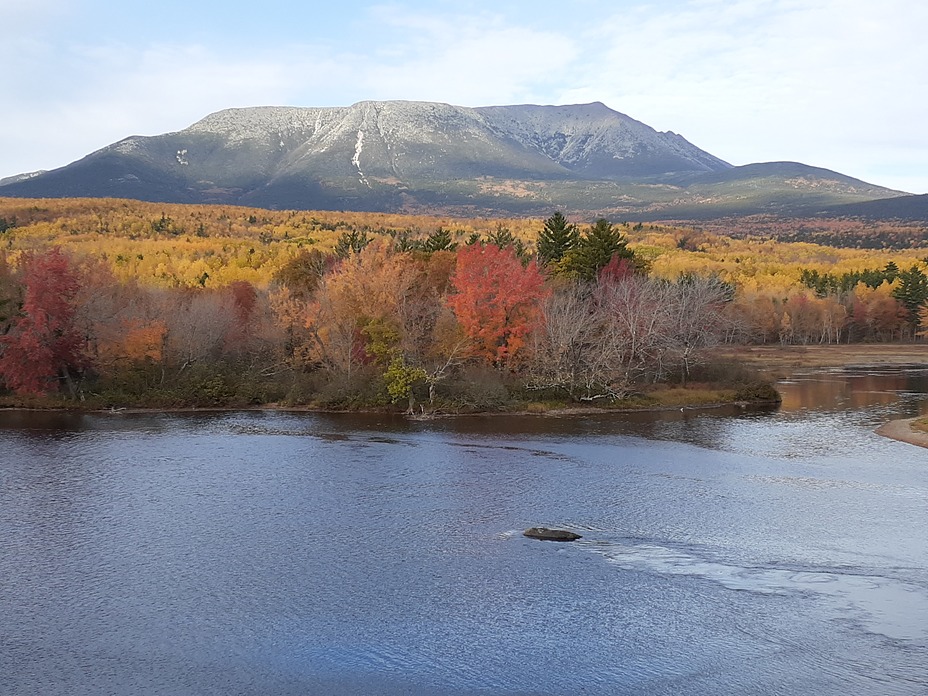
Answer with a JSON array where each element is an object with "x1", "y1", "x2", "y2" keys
[
  {"x1": 164, "y1": 290, "x2": 235, "y2": 371},
  {"x1": 662, "y1": 276, "x2": 732, "y2": 384},
  {"x1": 529, "y1": 283, "x2": 603, "y2": 398},
  {"x1": 596, "y1": 276, "x2": 674, "y2": 389},
  {"x1": 533, "y1": 274, "x2": 733, "y2": 397}
]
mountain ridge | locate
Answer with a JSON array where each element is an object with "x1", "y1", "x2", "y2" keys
[{"x1": 0, "y1": 100, "x2": 911, "y2": 219}]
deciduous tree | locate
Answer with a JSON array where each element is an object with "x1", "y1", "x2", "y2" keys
[
  {"x1": 0, "y1": 249, "x2": 88, "y2": 395},
  {"x1": 309, "y1": 239, "x2": 415, "y2": 383},
  {"x1": 662, "y1": 275, "x2": 733, "y2": 383},
  {"x1": 595, "y1": 276, "x2": 673, "y2": 388},
  {"x1": 448, "y1": 243, "x2": 547, "y2": 368},
  {"x1": 529, "y1": 283, "x2": 608, "y2": 399}
]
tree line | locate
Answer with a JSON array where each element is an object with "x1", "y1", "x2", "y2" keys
[
  {"x1": 0, "y1": 215, "x2": 741, "y2": 408},
  {"x1": 0, "y1": 209, "x2": 925, "y2": 409}
]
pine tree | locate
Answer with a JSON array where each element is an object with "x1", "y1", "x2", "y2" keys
[
  {"x1": 537, "y1": 211, "x2": 579, "y2": 266},
  {"x1": 423, "y1": 227, "x2": 457, "y2": 252},
  {"x1": 334, "y1": 230, "x2": 371, "y2": 258},
  {"x1": 484, "y1": 224, "x2": 527, "y2": 260},
  {"x1": 892, "y1": 264, "x2": 928, "y2": 333},
  {"x1": 562, "y1": 218, "x2": 635, "y2": 281}
]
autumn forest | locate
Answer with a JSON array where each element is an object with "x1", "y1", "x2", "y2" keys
[{"x1": 1, "y1": 197, "x2": 926, "y2": 411}]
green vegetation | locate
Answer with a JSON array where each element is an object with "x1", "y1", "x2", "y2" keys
[
  {"x1": 537, "y1": 211, "x2": 578, "y2": 266},
  {"x1": 559, "y1": 218, "x2": 637, "y2": 280}
]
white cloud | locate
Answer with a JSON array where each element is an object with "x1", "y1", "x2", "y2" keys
[
  {"x1": 560, "y1": 0, "x2": 928, "y2": 191},
  {"x1": 1, "y1": 41, "x2": 357, "y2": 175},
  {"x1": 0, "y1": 0, "x2": 72, "y2": 27},
  {"x1": 357, "y1": 9, "x2": 578, "y2": 106}
]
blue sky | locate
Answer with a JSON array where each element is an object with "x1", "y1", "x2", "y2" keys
[{"x1": 4, "y1": 0, "x2": 927, "y2": 193}]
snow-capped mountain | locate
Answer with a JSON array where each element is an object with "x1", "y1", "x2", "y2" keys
[{"x1": 0, "y1": 101, "x2": 904, "y2": 217}]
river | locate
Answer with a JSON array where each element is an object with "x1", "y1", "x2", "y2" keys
[{"x1": 1, "y1": 366, "x2": 926, "y2": 695}]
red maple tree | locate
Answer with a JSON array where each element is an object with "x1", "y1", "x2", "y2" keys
[
  {"x1": 447, "y1": 244, "x2": 548, "y2": 367},
  {"x1": 0, "y1": 249, "x2": 88, "y2": 395}
]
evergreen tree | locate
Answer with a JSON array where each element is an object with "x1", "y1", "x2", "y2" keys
[
  {"x1": 892, "y1": 264, "x2": 928, "y2": 332},
  {"x1": 484, "y1": 224, "x2": 527, "y2": 261},
  {"x1": 537, "y1": 211, "x2": 579, "y2": 266},
  {"x1": 422, "y1": 227, "x2": 457, "y2": 252},
  {"x1": 392, "y1": 230, "x2": 419, "y2": 253},
  {"x1": 562, "y1": 218, "x2": 635, "y2": 281}
]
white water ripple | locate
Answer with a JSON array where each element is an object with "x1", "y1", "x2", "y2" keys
[{"x1": 584, "y1": 539, "x2": 928, "y2": 642}]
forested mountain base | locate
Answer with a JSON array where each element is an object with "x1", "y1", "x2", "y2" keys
[
  {"x1": 0, "y1": 198, "x2": 925, "y2": 410},
  {"x1": 673, "y1": 215, "x2": 928, "y2": 249}
]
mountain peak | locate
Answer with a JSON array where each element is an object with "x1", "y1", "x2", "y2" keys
[{"x1": 0, "y1": 100, "x2": 906, "y2": 218}]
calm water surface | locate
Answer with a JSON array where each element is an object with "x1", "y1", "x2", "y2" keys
[{"x1": 1, "y1": 367, "x2": 927, "y2": 695}]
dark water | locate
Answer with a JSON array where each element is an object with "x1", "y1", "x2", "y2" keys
[{"x1": 1, "y1": 367, "x2": 927, "y2": 695}]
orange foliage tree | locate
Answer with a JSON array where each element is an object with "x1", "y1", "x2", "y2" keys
[
  {"x1": 306, "y1": 239, "x2": 416, "y2": 380},
  {"x1": 447, "y1": 243, "x2": 548, "y2": 368}
]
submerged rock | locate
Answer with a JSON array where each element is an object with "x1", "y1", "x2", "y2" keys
[{"x1": 523, "y1": 527, "x2": 582, "y2": 542}]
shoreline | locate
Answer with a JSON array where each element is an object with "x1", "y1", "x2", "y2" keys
[
  {"x1": 875, "y1": 417, "x2": 928, "y2": 450},
  {"x1": 0, "y1": 397, "x2": 778, "y2": 419},
  {"x1": 2, "y1": 344, "x2": 922, "y2": 418}
]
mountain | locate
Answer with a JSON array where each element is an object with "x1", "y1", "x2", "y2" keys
[
  {"x1": 0, "y1": 170, "x2": 46, "y2": 186},
  {"x1": 634, "y1": 161, "x2": 909, "y2": 220},
  {"x1": 0, "y1": 100, "x2": 908, "y2": 218},
  {"x1": 818, "y1": 193, "x2": 928, "y2": 221}
]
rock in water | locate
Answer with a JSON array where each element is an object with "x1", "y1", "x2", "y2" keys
[{"x1": 523, "y1": 527, "x2": 582, "y2": 542}]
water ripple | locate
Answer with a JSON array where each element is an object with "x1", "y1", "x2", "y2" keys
[{"x1": 583, "y1": 537, "x2": 928, "y2": 642}]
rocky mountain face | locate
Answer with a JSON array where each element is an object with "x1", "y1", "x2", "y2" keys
[{"x1": 0, "y1": 100, "x2": 907, "y2": 218}]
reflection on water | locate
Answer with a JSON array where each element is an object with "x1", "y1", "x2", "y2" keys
[
  {"x1": 778, "y1": 365, "x2": 928, "y2": 414},
  {"x1": 0, "y1": 367, "x2": 926, "y2": 695}
]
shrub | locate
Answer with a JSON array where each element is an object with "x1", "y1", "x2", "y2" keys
[{"x1": 733, "y1": 381, "x2": 782, "y2": 403}]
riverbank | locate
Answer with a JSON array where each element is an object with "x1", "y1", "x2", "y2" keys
[
  {"x1": 3, "y1": 343, "x2": 924, "y2": 415},
  {"x1": 876, "y1": 417, "x2": 928, "y2": 450},
  {"x1": 0, "y1": 381, "x2": 781, "y2": 418}
]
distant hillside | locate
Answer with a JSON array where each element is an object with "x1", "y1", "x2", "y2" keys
[
  {"x1": 819, "y1": 193, "x2": 928, "y2": 221},
  {"x1": 627, "y1": 162, "x2": 910, "y2": 221},
  {"x1": 0, "y1": 171, "x2": 45, "y2": 186},
  {"x1": 0, "y1": 100, "x2": 907, "y2": 218}
]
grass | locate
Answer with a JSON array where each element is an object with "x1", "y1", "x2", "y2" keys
[
  {"x1": 914, "y1": 417, "x2": 928, "y2": 434},
  {"x1": 520, "y1": 382, "x2": 768, "y2": 414},
  {"x1": 645, "y1": 386, "x2": 740, "y2": 407},
  {"x1": 523, "y1": 400, "x2": 572, "y2": 414}
]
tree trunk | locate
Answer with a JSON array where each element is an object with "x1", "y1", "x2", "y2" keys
[{"x1": 61, "y1": 364, "x2": 77, "y2": 400}]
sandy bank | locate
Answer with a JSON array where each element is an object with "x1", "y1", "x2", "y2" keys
[{"x1": 876, "y1": 418, "x2": 928, "y2": 450}]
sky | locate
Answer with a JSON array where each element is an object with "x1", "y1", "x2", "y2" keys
[{"x1": 3, "y1": 0, "x2": 926, "y2": 193}]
